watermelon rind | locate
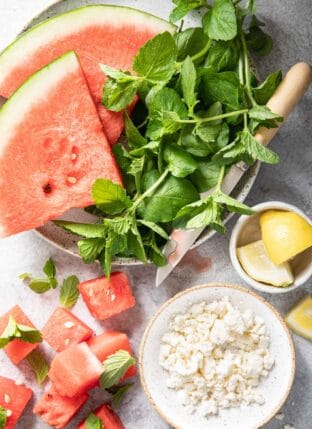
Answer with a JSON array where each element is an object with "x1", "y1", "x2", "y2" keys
[{"x1": 0, "y1": 5, "x2": 176, "y2": 90}]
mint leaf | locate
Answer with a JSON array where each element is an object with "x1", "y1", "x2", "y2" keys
[
  {"x1": 147, "y1": 88, "x2": 188, "y2": 139},
  {"x1": 133, "y1": 32, "x2": 177, "y2": 83},
  {"x1": 203, "y1": 0, "x2": 237, "y2": 41},
  {"x1": 85, "y1": 412, "x2": 103, "y2": 429},
  {"x1": 252, "y1": 70, "x2": 282, "y2": 105},
  {"x1": 191, "y1": 160, "x2": 222, "y2": 192},
  {"x1": 137, "y1": 220, "x2": 169, "y2": 240},
  {"x1": 92, "y1": 179, "x2": 132, "y2": 215},
  {"x1": 175, "y1": 28, "x2": 209, "y2": 61},
  {"x1": 213, "y1": 191, "x2": 254, "y2": 215},
  {"x1": 107, "y1": 383, "x2": 134, "y2": 408},
  {"x1": 54, "y1": 221, "x2": 106, "y2": 238},
  {"x1": 124, "y1": 113, "x2": 147, "y2": 149},
  {"x1": 241, "y1": 130, "x2": 280, "y2": 164},
  {"x1": 102, "y1": 231, "x2": 127, "y2": 277},
  {"x1": 181, "y1": 56, "x2": 197, "y2": 113},
  {"x1": 102, "y1": 78, "x2": 139, "y2": 112},
  {"x1": 200, "y1": 71, "x2": 242, "y2": 109},
  {"x1": 28, "y1": 279, "x2": 53, "y2": 294},
  {"x1": 60, "y1": 275, "x2": 80, "y2": 308},
  {"x1": 0, "y1": 406, "x2": 7, "y2": 429},
  {"x1": 78, "y1": 238, "x2": 106, "y2": 263},
  {"x1": 246, "y1": 17, "x2": 273, "y2": 56},
  {"x1": 170, "y1": 0, "x2": 206, "y2": 23},
  {"x1": 0, "y1": 316, "x2": 42, "y2": 348},
  {"x1": 27, "y1": 350, "x2": 49, "y2": 385},
  {"x1": 249, "y1": 105, "x2": 283, "y2": 123},
  {"x1": 100, "y1": 350, "x2": 136, "y2": 389},
  {"x1": 163, "y1": 144, "x2": 198, "y2": 178},
  {"x1": 43, "y1": 258, "x2": 56, "y2": 280},
  {"x1": 205, "y1": 40, "x2": 239, "y2": 72}
]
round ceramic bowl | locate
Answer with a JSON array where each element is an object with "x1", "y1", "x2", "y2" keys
[
  {"x1": 13, "y1": 0, "x2": 260, "y2": 263},
  {"x1": 140, "y1": 283, "x2": 295, "y2": 429},
  {"x1": 229, "y1": 201, "x2": 312, "y2": 294}
]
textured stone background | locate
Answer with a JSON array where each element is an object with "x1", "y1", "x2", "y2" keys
[{"x1": 0, "y1": 1, "x2": 311, "y2": 428}]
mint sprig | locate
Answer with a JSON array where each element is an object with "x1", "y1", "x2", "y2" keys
[
  {"x1": 59, "y1": 275, "x2": 80, "y2": 308},
  {"x1": 0, "y1": 316, "x2": 42, "y2": 348},
  {"x1": 19, "y1": 257, "x2": 57, "y2": 293},
  {"x1": 27, "y1": 349, "x2": 49, "y2": 385},
  {"x1": 100, "y1": 350, "x2": 136, "y2": 389}
]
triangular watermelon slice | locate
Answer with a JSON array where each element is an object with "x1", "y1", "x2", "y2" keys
[
  {"x1": 0, "y1": 5, "x2": 175, "y2": 144},
  {"x1": 0, "y1": 51, "x2": 121, "y2": 238}
]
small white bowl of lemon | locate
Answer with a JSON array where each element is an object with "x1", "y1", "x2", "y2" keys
[{"x1": 230, "y1": 202, "x2": 312, "y2": 293}]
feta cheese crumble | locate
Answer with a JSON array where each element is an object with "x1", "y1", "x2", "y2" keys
[{"x1": 159, "y1": 297, "x2": 274, "y2": 417}]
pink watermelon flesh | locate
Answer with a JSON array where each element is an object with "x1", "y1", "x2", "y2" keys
[
  {"x1": 0, "y1": 51, "x2": 122, "y2": 237},
  {"x1": 48, "y1": 342, "x2": 103, "y2": 398},
  {"x1": 34, "y1": 385, "x2": 88, "y2": 429},
  {"x1": 78, "y1": 272, "x2": 136, "y2": 320},
  {"x1": 0, "y1": 6, "x2": 174, "y2": 144},
  {"x1": 0, "y1": 376, "x2": 33, "y2": 429},
  {"x1": 87, "y1": 331, "x2": 136, "y2": 380},
  {"x1": 77, "y1": 404, "x2": 124, "y2": 429},
  {"x1": 42, "y1": 307, "x2": 93, "y2": 352},
  {"x1": 0, "y1": 305, "x2": 39, "y2": 364}
]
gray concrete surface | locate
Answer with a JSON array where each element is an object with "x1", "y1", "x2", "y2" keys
[{"x1": 0, "y1": 1, "x2": 311, "y2": 428}]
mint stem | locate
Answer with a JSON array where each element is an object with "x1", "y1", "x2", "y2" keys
[
  {"x1": 216, "y1": 166, "x2": 226, "y2": 191},
  {"x1": 191, "y1": 39, "x2": 213, "y2": 63},
  {"x1": 176, "y1": 109, "x2": 249, "y2": 124},
  {"x1": 240, "y1": 32, "x2": 256, "y2": 107},
  {"x1": 131, "y1": 168, "x2": 169, "y2": 211}
]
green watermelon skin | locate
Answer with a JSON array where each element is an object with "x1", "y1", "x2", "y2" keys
[
  {"x1": 0, "y1": 51, "x2": 122, "y2": 237},
  {"x1": 78, "y1": 272, "x2": 136, "y2": 320},
  {"x1": 41, "y1": 307, "x2": 93, "y2": 352},
  {"x1": 0, "y1": 305, "x2": 39, "y2": 364},
  {"x1": 48, "y1": 342, "x2": 103, "y2": 398},
  {"x1": 0, "y1": 5, "x2": 175, "y2": 144},
  {"x1": 34, "y1": 385, "x2": 88, "y2": 429},
  {"x1": 0, "y1": 376, "x2": 33, "y2": 429},
  {"x1": 77, "y1": 404, "x2": 124, "y2": 429}
]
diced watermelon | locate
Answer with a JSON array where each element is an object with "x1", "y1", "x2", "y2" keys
[
  {"x1": 88, "y1": 331, "x2": 136, "y2": 380},
  {"x1": 0, "y1": 5, "x2": 175, "y2": 144},
  {"x1": 78, "y1": 272, "x2": 135, "y2": 320},
  {"x1": 0, "y1": 376, "x2": 32, "y2": 429},
  {"x1": 0, "y1": 305, "x2": 39, "y2": 364},
  {"x1": 34, "y1": 385, "x2": 88, "y2": 429},
  {"x1": 42, "y1": 307, "x2": 93, "y2": 352},
  {"x1": 77, "y1": 405, "x2": 124, "y2": 429},
  {"x1": 0, "y1": 51, "x2": 122, "y2": 238},
  {"x1": 49, "y1": 342, "x2": 103, "y2": 398}
]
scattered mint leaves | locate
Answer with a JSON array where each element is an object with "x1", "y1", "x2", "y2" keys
[
  {"x1": 19, "y1": 257, "x2": 57, "y2": 293},
  {"x1": 85, "y1": 413, "x2": 103, "y2": 429},
  {"x1": 100, "y1": 350, "x2": 136, "y2": 389},
  {"x1": 59, "y1": 275, "x2": 80, "y2": 308},
  {"x1": 0, "y1": 316, "x2": 42, "y2": 348},
  {"x1": 27, "y1": 349, "x2": 49, "y2": 385}
]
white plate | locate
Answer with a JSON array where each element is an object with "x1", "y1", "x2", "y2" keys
[
  {"x1": 16, "y1": 0, "x2": 260, "y2": 262},
  {"x1": 140, "y1": 283, "x2": 295, "y2": 429}
]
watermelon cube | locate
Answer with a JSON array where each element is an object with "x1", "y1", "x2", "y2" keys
[
  {"x1": 42, "y1": 307, "x2": 93, "y2": 352},
  {"x1": 77, "y1": 404, "x2": 124, "y2": 429},
  {"x1": 0, "y1": 305, "x2": 39, "y2": 364},
  {"x1": 34, "y1": 385, "x2": 88, "y2": 429},
  {"x1": 78, "y1": 272, "x2": 135, "y2": 320},
  {"x1": 49, "y1": 342, "x2": 103, "y2": 398},
  {"x1": 0, "y1": 376, "x2": 32, "y2": 429},
  {"x1": 88, "y1": 331, "x2": 136, "y2": 380}
]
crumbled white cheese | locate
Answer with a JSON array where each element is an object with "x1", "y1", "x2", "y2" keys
[
  {"x1": 275, "y1": 413, "x2": 284, "y2": 420},
  {"x1": 159, "y1": 297, "x2": 274, "y2": 417}
]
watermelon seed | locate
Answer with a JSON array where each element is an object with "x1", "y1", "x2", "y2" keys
[
  {"x1": 64, "y1": 321, "x2": 75, "y2": 329},
  {"x1": 111, "y1": 293, "x2": 116, "y2": 302},
  {"x1": 64, "y1": 338, "x2": 70, "y2": 346},
  {"x1": 67, "y1": 176, "x2": 77, "y2": 185},
  {"x1": 42, "y1": 182, "x2": 53, "y2": 194},
  {"x1": 6, "y1": 409, "x2": 12, "y2": 417},
  {"x1": 4, "y1": 394, "x2": 11, "y2": 403}
]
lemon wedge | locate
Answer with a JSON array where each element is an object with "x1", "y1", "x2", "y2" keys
[
  {"x1": 260, "y1": 210, "x2": 312, "y2": 265},
  {"x1": 237, "y1": 240, "x2": 294, "y2": 287},
  {"x1": 286, "y1": 296, "x2": 312, "y2": 340}
]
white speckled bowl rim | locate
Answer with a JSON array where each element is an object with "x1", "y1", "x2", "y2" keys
[
  {"x1": 16, "y1": 0, "x2": 260, "y2": 263},
  {"x1": 139, "y1": 283, "x2": 296, "y2": 429}
]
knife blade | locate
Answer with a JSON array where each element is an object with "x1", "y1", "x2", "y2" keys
[{"x1": 155, "y1": 62, "x2": 312, "y2": 287}]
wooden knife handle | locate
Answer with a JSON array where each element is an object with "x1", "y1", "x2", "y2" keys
[{"x1": 254, "y1": 62, "x2": 312, "y2": 146}]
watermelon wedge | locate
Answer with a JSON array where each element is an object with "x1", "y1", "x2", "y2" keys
[
  {"x1": 0, "y1": 51, "x2": 121, "y2": 237},
  {"x1": 0, "y1": 5, "x2": 175, "y2": 144}
]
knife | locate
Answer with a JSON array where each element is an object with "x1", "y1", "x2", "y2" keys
[{"x1": 156, "y1": 62, "x2": 312, "y2": 287}]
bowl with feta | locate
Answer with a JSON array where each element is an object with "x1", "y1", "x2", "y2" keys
[{"x1": 139, "y1": 283, "x2": 295, "y2": 429}]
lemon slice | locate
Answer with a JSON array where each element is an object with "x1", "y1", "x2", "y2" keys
[
  {"x1": 237, "y1": 240, "x2": 294, "y2": 287},
  {"x1": 260, "y1": 210, "x2": 312, "y2": 265},
  {"x1": 286, "y1": 296, "x2": 312, "y2": 340}
]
